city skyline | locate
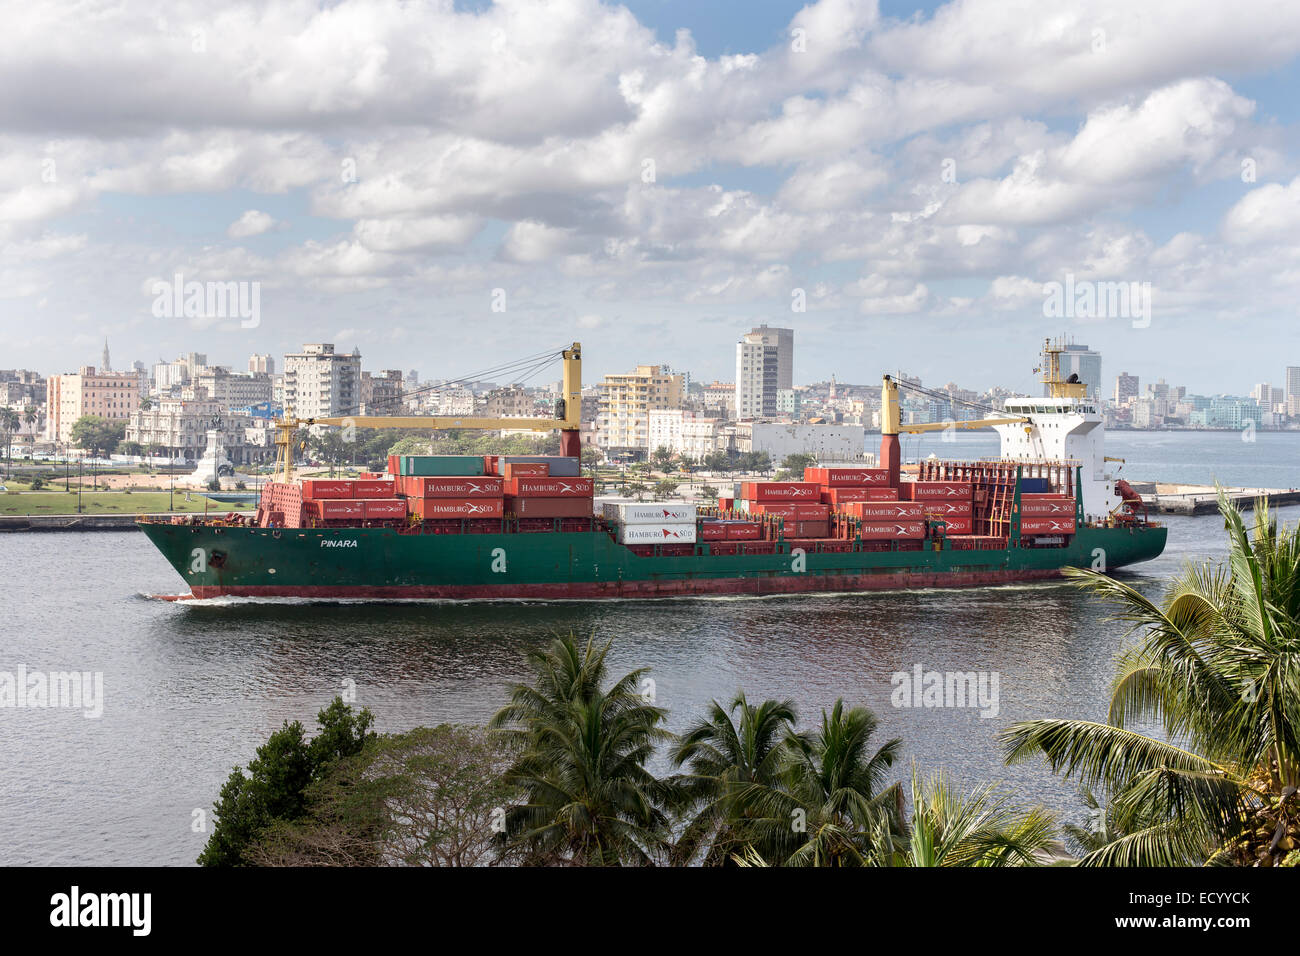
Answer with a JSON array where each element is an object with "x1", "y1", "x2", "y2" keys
[{"x1": 3, "y1": 1, "x2": 1300, "y2": 395}]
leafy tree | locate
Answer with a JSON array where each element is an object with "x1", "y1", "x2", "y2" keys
[
  {"x1": 248, "y1": 724, "x2": 516, "y2": 867},
  {"x1": 650, "y1": 446, "x2": 676, "y2": 472},
  {"x1": 119, "y1": 440, "x2": 144, "y2": 457},
  {"x1": 489, "y1": 634, "x2": 679, "y2": 865},
  {"x1": 653, "y1": 479, "x2": 679, "y2": 500},
  {"x1": 69, "y1": 415, "x2": 125, "y2": 457},
  {"x1": 699, "y1": 485, "x2": 719, "y2": 503},
  {"x1": 0, "y1": 407, "x2": 19, "y2": 475},
  {"x1": 781, "y1": 453, "x2": 816, "y2": 475},
  {"x1": 1002, "y1": 490, "x2": 1300, "y2": 867},
  {"x1": 198, "y1": 697, "x2": 375, "y2": 866}
]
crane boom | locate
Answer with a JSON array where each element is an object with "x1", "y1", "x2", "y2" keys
[{"x1": 274, "y1": 343, "x2": 582, "y2": 481}]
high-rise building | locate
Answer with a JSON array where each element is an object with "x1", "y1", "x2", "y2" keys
[
  {"x1": 595, "y1": 365, "x2": 686, "y2": 455},
  {"x1": 45, "y1": 366, "x2": 142, "y2": 444},
  {"x1": 282, "y1": 344, "x2": 361, "y2": 419},
  {"x1": 1114, "y1": 372, "x2": 1139, "y2": 404},
  {"x1": 360, "y1": 370, "x2": 404, "y2": 414},
  {"x1": 1287, "y1": 367, "x2": 1300, "y2": 417},
  {"x1": 248, "y1": 353, "x2": 275, "y2": 375},
  {"x1": 735, "y1": 325, "x2": 794, "y2": 419}
]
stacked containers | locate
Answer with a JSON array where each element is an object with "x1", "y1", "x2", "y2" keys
[
  {"x1": 401, "y1": 475, "x2": 504, "y2": 520},
  {"x1": 301, "y1": 477, "x2": 409, "y2": 526},
  {"x1": 604, "y1": 502, "x2": 697, "y2": 544},
  {"x1": 259, "y1": 481, "x2": 303, "y2": 528},
  {"x1": 1019, "y1": 492, "x2": 1076, "y2": 534},
  {"x1": 905, "y1": 481, "x2": 975, "y2": 535},
  {"x1": 503, "y1": 474, "x2": 594, "y2": 519}
]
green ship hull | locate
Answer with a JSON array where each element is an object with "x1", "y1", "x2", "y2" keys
[{"x1": 138, "y1": 521, "x2": 1167, "y2": 600}]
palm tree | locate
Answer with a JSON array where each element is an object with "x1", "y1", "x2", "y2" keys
[
  {"x1": 865, "y1": 767, "x2": 1058, "y2": 867},
  {"x1": 489, "y1": 633, "x2": 678, "y2": 865},
  {"x1": 669, "y1": 692, "x2": 797, "y2": 865},
  {"x1": 736, "y1": 700, "x2": 903, "y2": 866},
  {"x1": 1001, "y1": 490, "x2": 1300, "y2": 866},
  {"x1": 0, "y1": 406, "x2": 19, "y2": 477}
]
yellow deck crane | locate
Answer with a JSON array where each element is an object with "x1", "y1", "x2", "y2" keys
[
  {"x1": 877, "y1": 374, "x2": 1031, "y2": 484},
  {"x1": 273, "y1": 343, "x2": 583, "y2": 482}
]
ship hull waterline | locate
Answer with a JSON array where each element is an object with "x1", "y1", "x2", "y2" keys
[{"x1": 139, "y1": 522, "x2": 1167, "y2": 602}]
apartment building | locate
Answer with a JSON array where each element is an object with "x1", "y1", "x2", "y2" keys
[
  {"x1": 45, "y1": 366, "x2": 142, "y2": 444},
  {"x1": 282, "y1": 344, "x2": 361, "y2": 418},
  {"x1": 595, "y1": 365, "x2": 686, "y2": 456}
]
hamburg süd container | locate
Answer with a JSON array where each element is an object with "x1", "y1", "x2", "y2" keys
[
  {"x1": 803, "y1": 467, "x2": 890, "y2": 487},
  {"x1": 401, "y1": 476, "x2": 503, "y2": 498},
  {"x1": 858, "y1": 521, "x2": 927, "y2": 540},
  {"x1": 603, "y1": 503, "x2": 697, "y2": 524},
  {"x1": 504, "y1": 476, "x2": 594, "y2": 497},
  {"x1": 363, "y1": 499, "x2": 408, "y2": 519},
  {"x1": 741, "y1": 481, "x2": 822, "y2": 501},
  {"x1": 409, "y1": 498, "x2": 506, "y2": 519},
  {"x1": 845, "y1": 501, "x2": 924, "y2": 520},
  {"x1": 616, "y1": 523, "x2": 698, "y2": 544},
  {"x1": 506, "y1": 496, "x2": 594, "y2": 518},
  {"x1": 301, "y1": 479, "x2": 355, "y2": 500}
]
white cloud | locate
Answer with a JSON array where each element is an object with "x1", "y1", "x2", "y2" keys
[{"x1": 227, "y1": 209, "x2": 279, "y2": 239}]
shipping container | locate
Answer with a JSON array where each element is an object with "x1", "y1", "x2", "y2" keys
[
  {"x1": 718, "y1": 497, "x2": 734, "y2": 511},
  {"x1": 401, "y1": 476, "x2": 503, "y2": 498},
  {"x1": 751, "y1": 502, "x2": 829, "y2": 520},
  {"x1": 724, "y1": 521, "x2": 763, "y2": 541},
  {"x1": 907, "y1": 481, "x2": 974, "y2": 500},
  {"x1": 353, "y1": 479, "x2": 397, "y2": 499},
  {"x1": 741, "y1": 481, "x2": 822, "y2": 501},
  {"x1": 400, "y1": 455, "x2": 486, "y2": 477},
  {"x1": 603, "y1": 502, "x2": 697, "y2": 524},
  {"x1": 506, "y1": 496, "x2": 594, "y2": 518},
  {"x1": 410, "y1": 498, "x2": 505, "y2": 519},
  {"x1": 845, "y1": 501, "x2": 924, "y2": 520},
  {"x1": 363, "y1": 499, "x2": 408, "y2": 519},
  {"x1": 301, "y1": 479, "x2": 355, "y2": 500},
  {"x1": 1019, "y1": 477, "x2": 1051, "y2": 494},
  {"x1": 387, "y1": 454, "x2": 401, "y2": 475},
  {"x1": 498, "y1": 455, "x2": 580, "y2": 477},
  {"x1": 698, "y1": 521, "x2": 727, "y2": 541},
  {"x1": 792, "y1": 520, "x2": 830, "y2": 538},
  {"x1": 822, "y1": 486, "x2": 908, "y2": 505},
  {"x1": 859, "y1": 521, "x2": 927, "y2": 540},
  {"x1": 1020, "y1": 497, "x2": 1075, "y2": 516},
  {"x1": 1020, "y1": 516, "x2": 1077, "y2": 534},
  {"x1": 502, "y1": 462, "x2": 550, "y2": 479},
  {"x1": 920, "y1": 500, "x2": 973, "y2": 517},
  {"x1": 504, "y1": 476, "x2": 593, "y2": 498},
  {"x1": 305, "y1": 499, "x2": 365, "y2": 520},
  {"x1": 804, "y1": 467, "x2": 890, "y2": 487},
  {"x1": 616, "y1": 523, "x2": 697, "y2": 544}
]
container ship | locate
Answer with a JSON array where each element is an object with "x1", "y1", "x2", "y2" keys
[{"x1": 139, "y1": 340, "x2": 1166, "y2": 600}]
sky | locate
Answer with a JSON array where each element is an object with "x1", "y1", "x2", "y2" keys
[{"x1": 2, "y1": 0, "x2": 1300, "y2": 398}]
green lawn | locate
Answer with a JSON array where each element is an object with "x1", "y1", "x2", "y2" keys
[{"x1": 0, "y1": 492, "x2": 254, "y2": 516}]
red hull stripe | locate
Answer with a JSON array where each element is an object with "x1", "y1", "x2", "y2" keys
[{"x1": 187, "y1": 567, "x2": 1066, "y2": 600}]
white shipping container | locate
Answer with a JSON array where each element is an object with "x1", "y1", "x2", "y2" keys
[
  {"x1": 615, "y1": 523, "x2": 698, "y2": 544},
  {"x1": 603, "y1": 502, "x2": 698, "y2": 524}
]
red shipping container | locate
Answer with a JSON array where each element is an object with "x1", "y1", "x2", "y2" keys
[
  {"x1": 301, "y1": 479, "x2": 355, "y2": 500},
  {"x1": 1020, "y1": 516, "x2": 1076, "y2": 534},
  {"x1": 937, "y1": 516, "x2": 973, "y2": 534},
  {"x1": 908, "y1": 481, "x2": 973, "y2": 501},
  {"x1": 306, "y1": 499, "x2": 365, "y2": 519},
  {"x1": 741, "y1": 481, "x2": 822, "y2": 502},
  {"x1": 724, "y1": 521, "x2": 762, "y2": 540},
  {"x1": 823, "y1": 487, "x2": 908, "y2": 505},
  {"x1": 353, "y1": 479, "x2": 397, "y2": 499},
  {"x1": 503, "y1": 462, "x2": 549, "y2": 479},
  {"x1": 483, "y1": 455, "x2": 499, "y2": 474},
  {"x1": 1020, "y1": 497, "x2": 1075, "y2": 516},
  {"x1": 363, "y1": 499, "x2": 407, "y2": 519},
  {"x1": 503, "y1": 477, "x2": 593, "y2": 498},
  {"x1": 919, "y1": 500, "x2": 973, "y2": 517},
  {"x1": 792, "y1": 520, "x2": 830, "y2": 538},
  {"x1": 804, "y1": 467, "x2": 890, "y2": 487},
  {"x1": 859, "y1": 521, "x2": 927, "y2": 540},
  {"x1": 847, "y1": 501, "x2": 924, "y2": 520},
  {"x1": 751, "y1": 502, "x2": 829, "y2": 520},
  {"x1": 505, "y1": 496, "x2": 594, "y2": 518},
  {"x1": 699, "y1": 522, "x2": 727, "y2": 541},
  {"x1": 387, "y1": 455, "x2": 400, "y2": 475},
  {"x1": 402, "y1": 476, "x2": 503, "y2": 498},
  {"x1": 718, "y1": 497, "x2": 734, "y2": 511},
  {"x1": 411, "y1": 498, "x2": 505, "y2": 519}
]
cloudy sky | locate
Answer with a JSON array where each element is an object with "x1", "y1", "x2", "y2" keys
[{"x1": 3, "y1": 0, "x2": 1299, "y2": 396}]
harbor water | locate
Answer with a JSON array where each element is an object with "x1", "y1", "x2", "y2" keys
[{"x1": 1, "y1": 431, "x2": 1297, "y2": 865}]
